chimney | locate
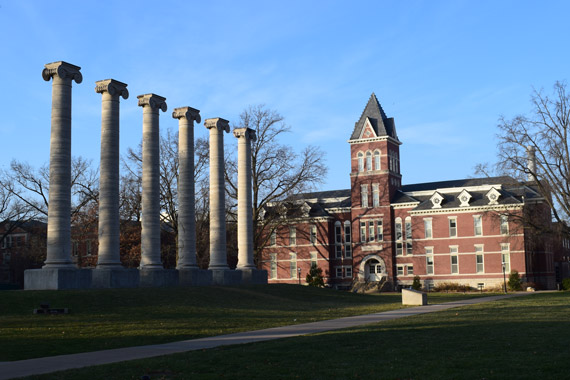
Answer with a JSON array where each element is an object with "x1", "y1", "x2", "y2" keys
[{"x1": 527, "y1": 146, "x2": 537, "y2": 181}]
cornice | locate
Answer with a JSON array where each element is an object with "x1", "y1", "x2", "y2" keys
[
  {"x1": 409, "y1": 204, "x2": 523, "y2": 216},
  {"x1": 348, "y1": 135, "x2": 402, "y2": 146}
]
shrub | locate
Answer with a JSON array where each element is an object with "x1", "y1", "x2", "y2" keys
[
  {"x1": 521, "y1": 281, "x2": 538, "y2": 291},
  {"x1": 411, "y1": 276, "x2": 422, "y2": 290},
  {"x1": 508, "y1": 270, "x2": 522, "y2": 291},
  {"x1": 562, "y1": 278, "x2": 570, "y2": 291},
  {"x1": 305, "y1": 263, "x2": 325, "y2": 287},
  {"x1": 432, "y1": 282, "x2": 472, "y2": 293}
]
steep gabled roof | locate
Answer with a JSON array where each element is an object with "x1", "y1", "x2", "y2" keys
[{"x1": 349, "y1": 93, "x2": 398, "y2": 141}]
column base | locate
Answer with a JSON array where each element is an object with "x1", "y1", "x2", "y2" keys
[
  {"x1": 139, "y1": 268, "x2": 178, "y2": 287},
  {"x1": 210, "y1": 269, "x2": 242, "y2": 286},
  {"x1": 24, "y1": 268, "x2": 92, "y2": 290},
  {"x1": 178, "y1": 268, "x2": 213, "y2": 286},
  {"x1": 91, "y1": 268, "x2": 139, "y2": 288},
  {"x1": 238, "y1": 268, "x2": 268, "y2": 284}
]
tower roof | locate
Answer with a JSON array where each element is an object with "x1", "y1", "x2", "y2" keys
[{"x1": 349, "y1": 93, "x2": 398, "y2": 141}]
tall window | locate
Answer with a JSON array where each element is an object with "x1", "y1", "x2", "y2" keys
[
  {"x1": 405, "y1": 217, "x2": 412, "y2": 255},
  {"x1": 357, "y1": 152, "x2": 364, "y2": 172},
  {"x1": 336, "y1": 267, "x2": 343, "y2": 278},
  {"x1": 501, "y1": 244, "x2": 510, "y2": 273},
  {"x1": 290, "y1": 253, "x2": 297, "y2": 279},
  {"x1": 361, "y1": 185, "x2": 368, "y2": 208},
  {"x1": 368, "y1": 221, "x2": 375, "y2": 242},
  {"x1": 366, "y1": 151, "x2": 372, "y2": 171},
  {"x1": 476, "y1": 245, "x2": 484, "y2": 273},
  {"x1": 270, "y1": 230, "x2": 276, "y2": 246},
  {"x1": 377, "y1": 220, "x2": 383, "y2": 241},
  {"x1": 449, "y1": 217, "x2": 457, "y2": 238},
  {"x1": 360, "y1": 221, "x2": 366, "y2": 243},
  {"x1": 310, "y1": 225, "x2": 317, "y2": 244},
  {"x1": 270, "y1": 254, "x2": 277, "y2": 279},
  {"x1": 426, "y1": 247, "x2": 434, "y2": 275},
  {"x1": 424, "y1": 219, "x2": 433, "y2": 239},
  {"x1": 374, "y1": 150, "x2": 381, "y2": 170},
  {"x1": 335, "y1": 221, "x2": 342, "y2": 258},
  {"x1": 395, "y1": 218, "x2": 403, "y2": 256},
  {"x1": 310, "y1": 252, "x2": 317, "y2": 267},
  {"x1": 372, "y1": 184, "x2": 380, "y2": 207},
  {"x1": 86, "y1": 240, "x2": 92, "y2": 256},
  {"x1": 473, "y1": 215, "x2": 482, "y2": 236},
  {"x1": 450, "y1": 246, "x2": 458, "y2": 274},
  {"x1": 289, "y1": 226, "x2": 296, "y2": 246},
  {"x1": 500, "y1": 215, "x2": 509, "y2": 235},
  {"x1": 72, "y1": 241, "x2": 79, "y2": 256},
  {"x1": 344, "y1": 221, "x2": 352, "y2": 258}
]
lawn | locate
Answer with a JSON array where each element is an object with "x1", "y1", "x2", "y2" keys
[
  {"x1": 20, "y1": 291, "x2": 569, "y2": 380},
  {"x1": 0, "y1": 285, "x2": 486, "y2": 361}
]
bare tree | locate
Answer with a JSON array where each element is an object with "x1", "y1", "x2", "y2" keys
[
  {"x1": 225, "y1": 105, "x2": 328, "y2": 263},
  {"x1": 478, "y1": 81, "x2": 570, "y2": 235}
]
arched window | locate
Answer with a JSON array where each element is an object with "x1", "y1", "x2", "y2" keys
[
  {"x1": 334, "y1": 221, "x2": 342, "y2": 258},
  {"x1": 395, "y1": 217, "x2": 403, "y2": 256},
  {"x1": 357, "y1": 152, "x2": 364, "y2": 172},
  {"x1": 366, "y1": 151, "x2": 372, "y2": 171},
  {"x1": 374, "y1": 150, "x2": 381, "y2": 171}
]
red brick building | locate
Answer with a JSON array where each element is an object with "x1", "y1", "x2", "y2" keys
[{"x1": 260, "y1": 94, "x2": 565, "y2": 290}]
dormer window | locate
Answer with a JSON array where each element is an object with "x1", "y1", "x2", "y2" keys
[
  {"x1": 430, "y1": 192, "x2": 444, "y2": 209},
  {"x1": 259, "y1": 208, "x2": 266, "y2": 221},
  {"x1": 486, "y1": 187, "x2": 501, "y2": 205},
  {"x1": 458, "y1": 189, "x2": 472, "y2": 207},
  {"x1": 301, "y1": 203, "x2": 311, "y2": 217},
  {"x1": 278, "y1": 204, "x2": 287, "y2": 219}
]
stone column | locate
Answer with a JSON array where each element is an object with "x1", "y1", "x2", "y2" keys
[
  {"x1": 42, "y1": 61, "x2": 82, "y2": 268},
  {"x1": 173, "y1": 107, "x2": 201, "y2": 269},
  {"x1": 96, "y1": 80, "x2": 128, "y2": 268},
  {"x1": 205, "y1": 118, "x2": 230, "y2": 270},
  {"x1": 234, "y1": 127, "x2": 256, "y2": 269},
  {"x1": 138, "y1": 94, "x2": 167, "y2": 269}
]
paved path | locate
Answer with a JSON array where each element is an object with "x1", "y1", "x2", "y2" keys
[{"x1": 0, "y1": 292, "x2": 529, "y2": 379}]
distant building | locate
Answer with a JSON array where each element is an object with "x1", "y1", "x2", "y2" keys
[{"x1": 260, "y1": 94, "x2": 567, "y2": 290}]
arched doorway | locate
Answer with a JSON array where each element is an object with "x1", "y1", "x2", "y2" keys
[{"x1": 365, "y1": 258, "x2": 385, "y2": 282}]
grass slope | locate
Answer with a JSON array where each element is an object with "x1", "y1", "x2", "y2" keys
[
  {"x1": 21, "y1": 291, "x2": 569, "y2": 380},
  {"x1": 1, "y1": 285, "x2": 484, "y2": 361}
]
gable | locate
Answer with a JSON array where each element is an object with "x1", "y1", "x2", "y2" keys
[{"x1": 350, "y1": 93, "x2": 399, "y2": 142}]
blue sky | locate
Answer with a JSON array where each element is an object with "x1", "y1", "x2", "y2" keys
[{"x1": 1, "y1": 0, "x2": 568, "y2": 192}]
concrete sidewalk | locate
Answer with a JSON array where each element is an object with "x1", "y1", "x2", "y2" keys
[{"x1": 0, "y1": 292, "x2": 529, "y2": 379}]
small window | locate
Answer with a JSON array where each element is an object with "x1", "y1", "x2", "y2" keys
[
  {"x1": 374, "y1": 150, "x2": 381, "y2": 171},
  {"x1": 451, "y1": 254, "x2": 458, "y2": 274},
  {"x1": 396, "y1": 242, "x2": 403, "y2": 256},
  {"x1": 336, "y1": 267, "x2": 343, "y2": 278},
  {"x1": 474, "y1": 215, "x2": 482, "y2": 236},
  {"x1": 310, "y1": 252, "x2": 317, "y2": 267},
  {"x1": 449, "y1": 218, "x2": 457, "y2": 238},
  {"x1": 346, "y1": 266, "x2": 353, "y2": 278},
  {"x1": 406, "y1": 241, "x2": 413, "y2": 255},
  {"x1": 424, "y1": 219, "x2": 433, "y2": 239},
  {"x1": 86, "y1": 240, "x2": 92, "y2": 256},
  {"x1": 397, "y1": 265, "x2": 404, "y2": 276},
  {"x1": 407, "y1": 265, "x2": 414, "y2": 275}
]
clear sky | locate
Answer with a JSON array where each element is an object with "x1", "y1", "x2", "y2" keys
[{"x1": 1, "y1": 0, "x2": 568, "y2": 193}]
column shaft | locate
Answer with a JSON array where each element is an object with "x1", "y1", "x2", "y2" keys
[
  {"x1": 96, "y1": 80, "x2": 128, "y2": 267},
  {"x1": 205, "y1": 118, "x2": 230, "y2": 270},
  {"x1": 235, "y1": 128, "x2": 256, "y2": 269},
  {"x1": 138, "y1": 94, "x2": 167, "y2": 269},
  {"x1": 43, "y1": 62, "x2": 82, "y2": 268},
  {"x1": 173, "y1": 107, "x2": 201, "y2": 269}
]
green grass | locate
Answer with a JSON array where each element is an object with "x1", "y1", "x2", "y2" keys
[
  {"x1": 20, "y1": 291, "x2": 569, "y2": 380},
  {"x1": 0, "y1": 285, "x2": 486, "y2": 361}
]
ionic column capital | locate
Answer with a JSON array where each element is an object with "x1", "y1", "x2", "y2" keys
[
  {"x1": 42, "y1": 61, "x2": 83, "y2": 84},
  {"x1": 137, "y1": 93, "x2": 167, "y2": 112},
  {"x1": 172, "y1": 106, "x2": 201, "y2": 123},
  {"x1": 204, "y1": 117, "x2": 230, "y2": 133},
  {"x1": 95, "y1": 79, "x2": 129, "y2": 99},
  {"x1": 233, "y1": 127, "x2": 257, "y2": 141}
]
